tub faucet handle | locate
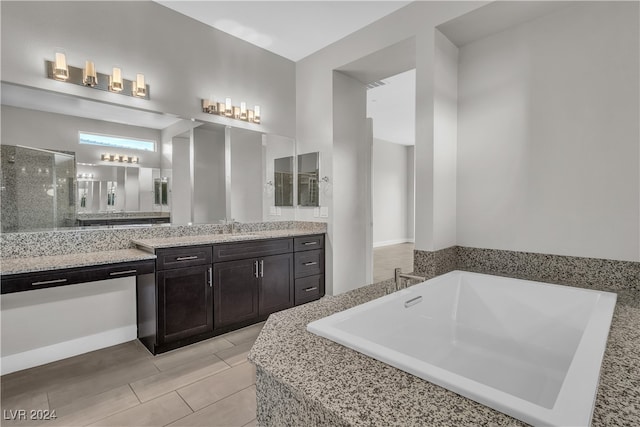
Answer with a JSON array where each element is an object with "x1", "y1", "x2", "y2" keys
[{"x1": 394, "y1": 268, "x2": 426, "y2": 291}]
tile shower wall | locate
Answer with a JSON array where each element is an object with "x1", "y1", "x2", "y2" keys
[
  {"x1": 0, "y1": 221, "x2": 327, "y2": 259},
  {"x1": 414, "y1": 246, "x2": 639, "y2": 292},
  {"x1": 0, "y1": 145, "x2": 75, "y2": 232}
]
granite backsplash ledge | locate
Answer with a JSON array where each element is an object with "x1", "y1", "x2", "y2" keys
[{"x1": 0, "y1": 221, "x2": 326, "y2": 259}]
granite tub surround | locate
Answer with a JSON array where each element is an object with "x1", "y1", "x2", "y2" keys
[
  {"x1": 0, "y1": 248, "x2": 156, "y2": 275},
  {"x1": 413, "y1": 246, "x2": 457, "y2": 279},
  {"x1": 456, "y1": 246, "x2": 639, "y2": 292},
  {"x1": 413, "y1": 246, "x2": 639, "y2": 292},
  {"x1": 249, "y1": 279, "x2": 640, "y2": 427},
  {"x1": 0, "y1": 221, "x2": 327, "y2": 258}
]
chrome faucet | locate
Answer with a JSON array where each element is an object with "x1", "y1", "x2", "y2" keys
[
  {"x1": 222, "y1": 218, "x2": 239, "y2": 233},
  {"x1": 394, "y1": 268, "x2": 425, "y2": 291}
]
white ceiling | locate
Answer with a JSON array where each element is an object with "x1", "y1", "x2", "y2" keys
[
  {"x1": 156, "y1": 1, "x2": 411, "y2": 62},
  {"x1": 366, "y1": 69, "x2": 415, "y2": 146}
]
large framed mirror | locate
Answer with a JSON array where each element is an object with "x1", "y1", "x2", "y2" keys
[{"x1": 1, "y1": 82, "x2": 296, "y2": 231}]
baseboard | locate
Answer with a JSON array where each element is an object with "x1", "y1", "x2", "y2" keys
[
  {"x1": 373, "y1": 238, "x2": 414, "y2": 248},
  {"x1": 0, "y1": 325, "x2": 137, "y2": 375}
]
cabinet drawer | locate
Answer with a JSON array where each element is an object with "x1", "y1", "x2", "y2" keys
[
  {"x1": 295, "y1": 275, "x2": 323, "y2": 305},
  {"x1": 1, "y1": 260, "x2": 155, "y2": 294},
  {"x1": 156, "y1": 246, "x2": 212, "y2": 270},
  {"x1": 213, "y1": 238, "x2": 293, "y2": 263},
  {"x1": 294, "y1": 249, "x2": 323, "y2": 278},
  {"x1": 294, "y1": 235, "x2": 324, "y2": 252}
]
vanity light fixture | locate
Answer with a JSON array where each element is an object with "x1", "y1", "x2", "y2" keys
[
  {"x1": 225, "y1": 98, "x2": 233, "y2": 117},
  {"x1": 132, "y1": 73, "x2": 146, "y2": 98},
  {"x1": 109, "y1": 67, "x2": 123, "y2": 92},
  {"x1": 202, "y1": 95, "x2": 218, "y2": 114},
  {"x1": 201, "y1": 96, "x2": 262, "y2": 124},
  {"x1": 83, "y1": 61, "x2": 97, "y2": 87},
  {"x1": 53, "y1": 51, "x2": 69, "y2": 81},
  {"x1": 46, "y1": 52, "x2": 150, "y2": 100},
  {"x1": 101, "y1": 153, "x2": 139, "y2": 164},
  {"x1": 240, "y1": 102, "x2": 247, "y2": 120}
]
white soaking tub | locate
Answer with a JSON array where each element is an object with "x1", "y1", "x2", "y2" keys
[{"x1": 307, "y1": 270, "x2": 617, "y2": 426}]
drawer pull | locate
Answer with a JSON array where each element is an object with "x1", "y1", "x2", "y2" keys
[
  {"x1": 303, "y1": 261, "x2": 318, "y2": 266},
  {"x1": 260, "y1": 260, "x2": 264, "y2": 278},
  {"x1": 109, "y1": 269, "x2": 137, "y2": 276},
  {"x1": 32, "y1": 278, "x2": 67, "y2": 286},
  {"x1": 304, "y1": 286, "x2": 318, "y2": 292},
  {"x1": 303, "y1": 242, "x2": 318, "y2": 246},
  {"x1": 254, "y1": 260, "x2": 259, "y2": 278},
  {"x1": 208, "y1": 267, "x2": 212, "y2": 287},
  {"x1": 176, "y1": 255, "x2": 198, "y2": 261}
]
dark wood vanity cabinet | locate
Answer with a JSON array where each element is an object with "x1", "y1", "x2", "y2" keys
[
  {"x1": 137, "y1": 245, "x2": 214, "y2": 354},
  {"x1": 212, "y1": 258, "x2": 260, "y2": 328},
  {"x1": 137, "y1": 234, "x2": 324, "y2": 354},
  {"x1": 293, "y1": 235, "x2": 325, "y2": 305},
  {"x1": 212, "y1": 239, "x2": 294, "y2": 331},
  {"x1": 157, "y1": 264, "x2": 213, "y2": 344}
]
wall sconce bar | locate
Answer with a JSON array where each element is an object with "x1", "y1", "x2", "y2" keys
[
  {"x1": 46, "y1": 60, "x2": 150, "y2": 100},
  {"x1": 201, "y1": 97, "x2": 261, "y2": 124},
  {"x1": 101, "y1": 153, "x2": 139, "y2": 164}
]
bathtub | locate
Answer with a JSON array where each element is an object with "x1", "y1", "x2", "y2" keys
[{"x1": 307, "y1": 270, "x2": 617, "y2": 426}]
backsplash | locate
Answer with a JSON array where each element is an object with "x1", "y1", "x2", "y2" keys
[
  {"x1": 0, "y1": 221, "x2": 327, "y2": 259},
  {"x1": 414, "y1": 246, "x2": 639, "y2": 292}
]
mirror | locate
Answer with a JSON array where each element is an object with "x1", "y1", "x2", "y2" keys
[
  {"x1": 274, "y1": 156, "x2": 294, "y2": 207},
  {"x1": 298, "y1": 152, "x2": 320, "y2": 207},
  {"x1": 0, "y1": 82, "x2": 296, "y2": 231}
]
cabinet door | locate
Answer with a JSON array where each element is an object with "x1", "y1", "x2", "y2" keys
[
  {"x1": 213, "y1": 259, "x2": 259, "y2": 329},
  {"x1": 157, "y1": 265, "x2": 213, "y2": 344},
  {"x1": 259, "y1": 253, "x2": 294, "y2": 317}
]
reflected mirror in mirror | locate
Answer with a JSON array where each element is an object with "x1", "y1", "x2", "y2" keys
[
  {"x1": 75, "y1": 163, "x2": 171, "y2": 226},
  {"x1": 298, "y1": 152, "x2": 319, "y2": 207},
  {"x1": 274, "y1": 156, "x2": 293, "y2": 207}
]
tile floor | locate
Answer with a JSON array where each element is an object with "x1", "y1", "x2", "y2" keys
[
  {"x1": 0, "y1": 322, "x2": 264, "y2": 427},
  {"x1": 373, "y1": 242, "x2": 414, "y2": 283},
  {"x1": 0, "y1": 243, "x2": 413, "y2": 427}
]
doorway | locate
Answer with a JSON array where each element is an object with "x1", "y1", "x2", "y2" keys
[{"x1": 367, "y1": 69, "x2": 416, "y2": 281}]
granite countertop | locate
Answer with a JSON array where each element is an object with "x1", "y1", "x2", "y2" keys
[
  {"x1": 0, "y1": 249, "x2": 157, "y2": 275},
  {"x1": 133, "y1": 229, "x2": 324, "y2": 251},
  {"x1": 248, "y1": 280, "x2": 640, "y2": 426}
]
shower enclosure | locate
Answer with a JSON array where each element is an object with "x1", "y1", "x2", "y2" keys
[{"x1": 1, "y1": 145, "x2": 76, "y2": 232}]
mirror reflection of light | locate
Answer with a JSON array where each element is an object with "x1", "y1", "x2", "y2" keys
[
  {"x1": 46, "y1": 188, "x2": 55, "y2": 197},
  {"x1": 213, "y1": 19, "x2": 273, "y2": 48}
]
